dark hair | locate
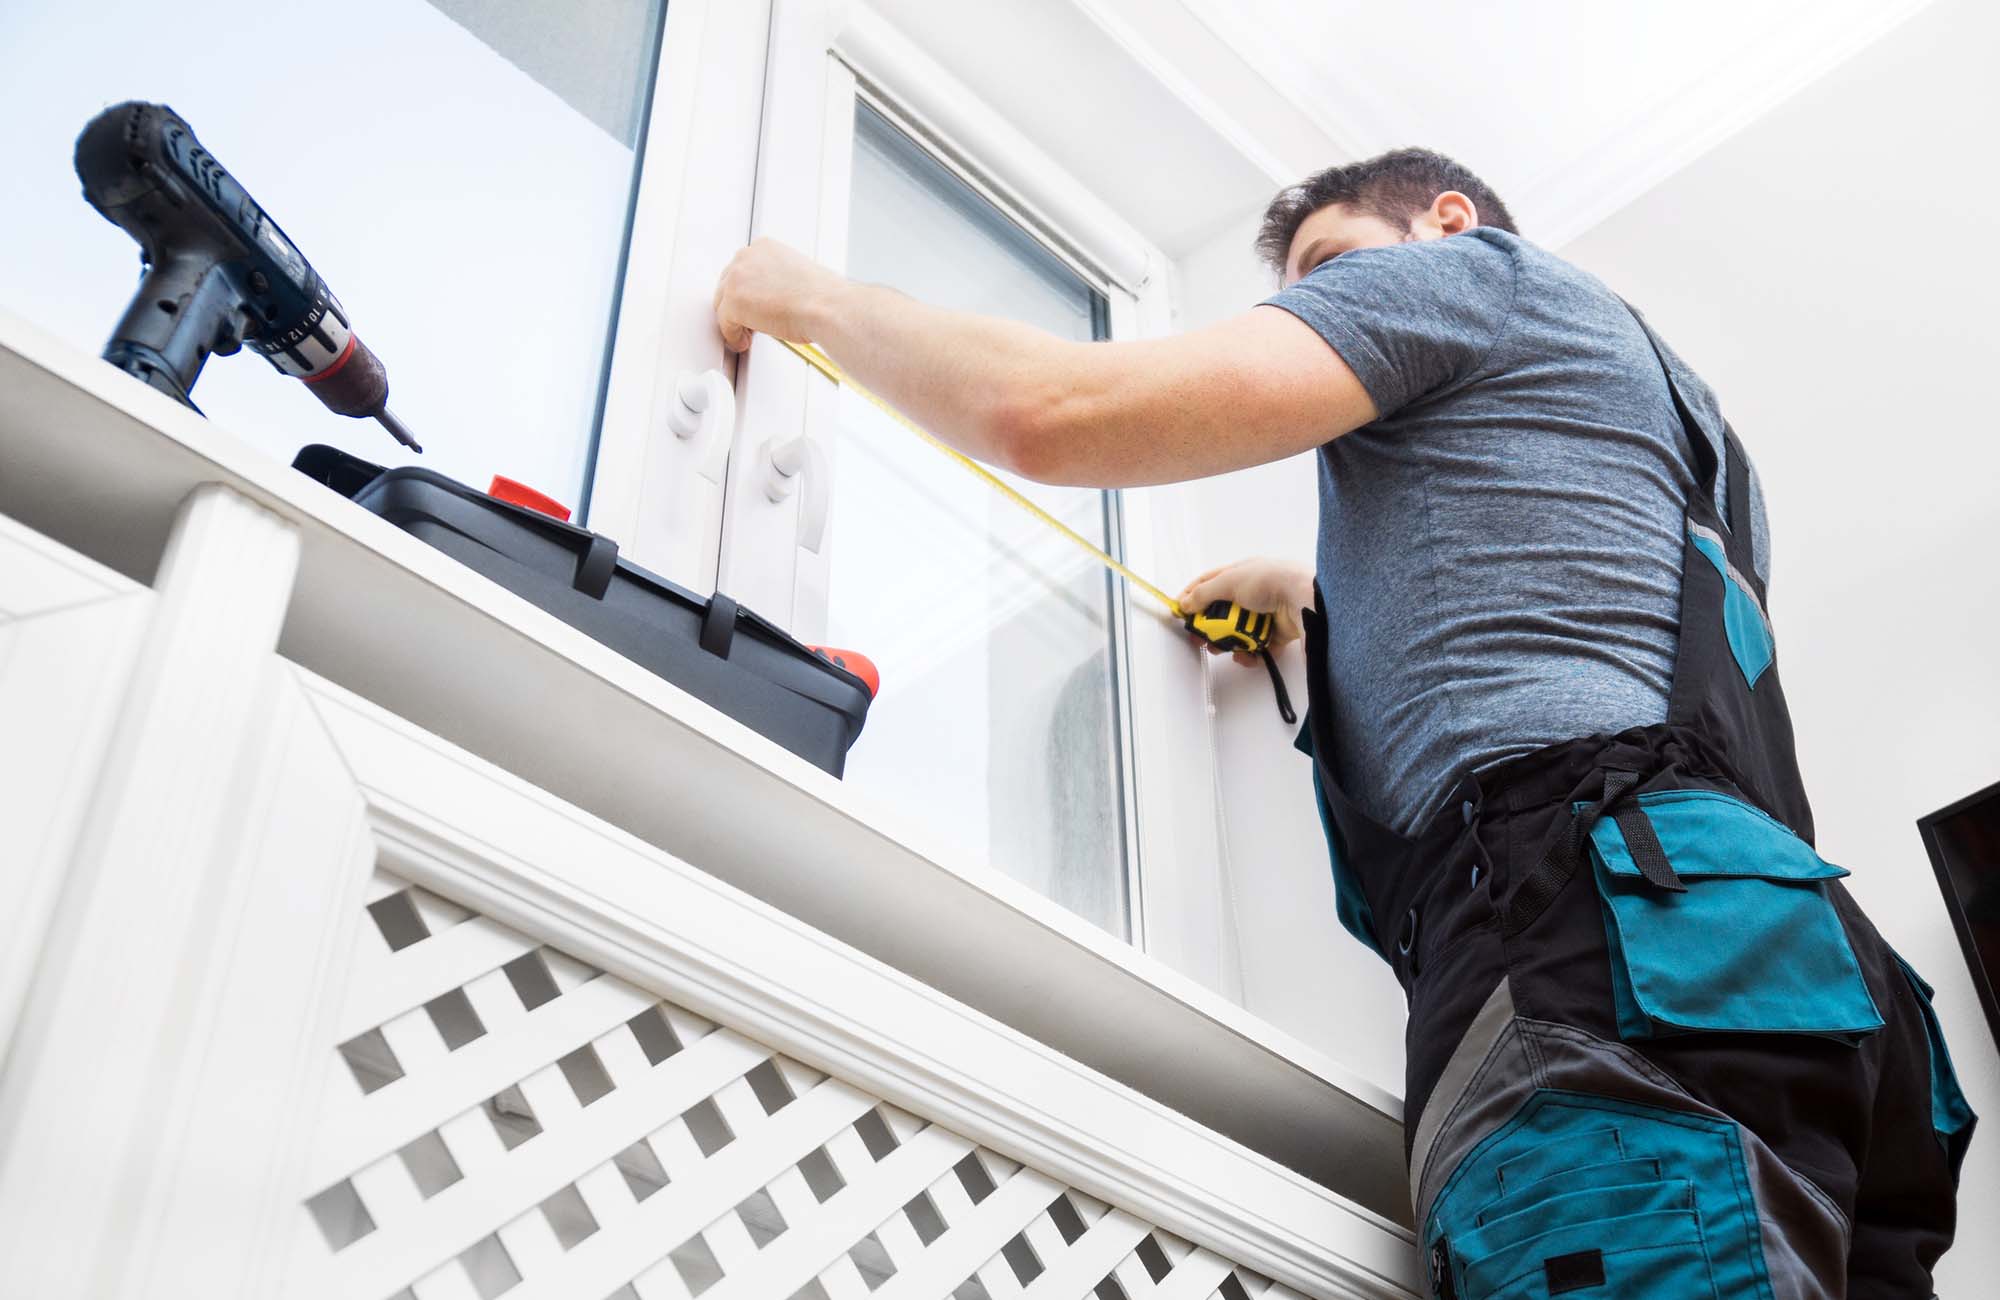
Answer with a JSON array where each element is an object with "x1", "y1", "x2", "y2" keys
[{"x1": 1254, "y1": 147, "x2": 1518, "y2": 273}]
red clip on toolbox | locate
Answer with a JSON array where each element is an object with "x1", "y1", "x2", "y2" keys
[{"x1": 293, "y1": 445, "x2": 872, "y2": 777}]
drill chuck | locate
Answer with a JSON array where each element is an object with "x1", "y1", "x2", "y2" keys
[{"x1": 75, "y1": 101, "x2": 420, "y2": 451}]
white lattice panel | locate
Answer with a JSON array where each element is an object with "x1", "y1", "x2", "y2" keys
[
  {"x1": 0, "y1": 510, "x2": 150, "y2": 1059},
  {"x1": 305, "y1": 872, "x2": 1317, "y2": 1300}
]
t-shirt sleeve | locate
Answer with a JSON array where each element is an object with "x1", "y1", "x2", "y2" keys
[{"x1": 1261, "y1": 233, "x2": 1520, "y2": 420}]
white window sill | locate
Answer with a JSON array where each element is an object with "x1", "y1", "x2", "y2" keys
[{"x1": 0, "y1": 310, "x2": 1409, "y2": 1223}]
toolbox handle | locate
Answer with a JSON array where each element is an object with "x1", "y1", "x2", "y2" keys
[
  {"x1": 573, "y1": 535, "x2": 618, "y2": 600},
  {"x1": 700, "y1": 592, "x2": 739, "y2": 659}
]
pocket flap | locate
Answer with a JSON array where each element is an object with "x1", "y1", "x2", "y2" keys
[
  {"x1": 1588, "y1": 789, "x2": 1845, "y2": 882},
  {"x1": 1892, "y1": 951, "x2": 1979, "y2": 1181},
  {"x1": 1585, "y1": 788, "x2": 1881, "y2": 1041}
]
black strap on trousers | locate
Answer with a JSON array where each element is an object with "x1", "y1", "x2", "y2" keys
[{"x1": 1503, "y1": 769, "x2": 1685, "y2": 937}]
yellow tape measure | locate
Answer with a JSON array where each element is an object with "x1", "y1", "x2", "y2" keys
[
  {"x1": 777, "y1": 338, "x2": 1186, "y2": 617},
  {"x1": 776, "y1": 337, "x2": 1294, "y2": 720}
]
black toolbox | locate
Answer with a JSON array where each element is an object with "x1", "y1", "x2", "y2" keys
[{"x1": 293, "y1": 445, "x2": 872, "y2": 776}]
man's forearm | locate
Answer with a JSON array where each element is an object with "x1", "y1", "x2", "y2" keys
[
  {"x1": 714, "y1": 237, "x2": 1377, "y2": 487},
  {"x1": 804, "y1": 279, "x2": 1086, "y2": 473}
]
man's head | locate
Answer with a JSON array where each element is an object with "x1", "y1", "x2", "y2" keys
[{"x1": 1257, "y1": 148, "x2": 1517, "y2": 286}]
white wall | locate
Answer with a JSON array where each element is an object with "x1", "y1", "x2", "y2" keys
[
  {"x1": 1563, "y1": 0, "x2": 2000, "y2": 1286},
  {"x1": 1168, "y1": 210, "x2": 1411, "y2": 1099},
  {"x1": 1183, "y1": 0, "x2": 1937, "y2": 249}
]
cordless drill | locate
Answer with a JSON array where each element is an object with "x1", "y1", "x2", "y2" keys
[{"x1": 74, "y1": 101, "x2": 422, "y2": 452}]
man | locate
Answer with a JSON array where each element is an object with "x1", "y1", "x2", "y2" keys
[{"x1": 714, "y1": 148, "x2": 1971, "y2": 1296}]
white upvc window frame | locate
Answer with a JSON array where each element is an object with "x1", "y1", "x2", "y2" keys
[
  {"x1": 551, "y1": 0, "x2": 1244, "y2": 999},
  {"x1": 718, "y1": 0, "x2": 1175, "y2": 633},
  {"x1": 703, "y1": 0, "x2": 1237, "y2": 981},
  {"x1": 583, "y1": 0, "x2": 776, "y2": 594}
]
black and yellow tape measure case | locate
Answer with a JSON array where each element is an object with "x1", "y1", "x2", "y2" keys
[
  {"x1": 293, "y1": 445, "x2": 873, "y2": 777},
  {"x1": 1184, "y1": 601, "x2": 1275, "y2": 654},
  {"x1": 1183, "y1": 599, "x2": 1295, "y2": 723}
]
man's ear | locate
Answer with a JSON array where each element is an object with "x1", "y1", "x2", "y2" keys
[{"x1": 1433, "y1": 190, "x2": 1479, "y2": 234}]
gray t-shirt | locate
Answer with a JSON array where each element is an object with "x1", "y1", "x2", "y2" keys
[{"x1": 1265, "y1": 227, "x2": 1768, "y2": 835}]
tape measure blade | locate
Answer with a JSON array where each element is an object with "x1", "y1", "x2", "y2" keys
[{"x1": 778, "y1": 338, "x2": 1185, "y2": 617}]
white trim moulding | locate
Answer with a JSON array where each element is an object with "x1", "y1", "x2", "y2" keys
[{"x1": 830, "y1": 2, "x2": 1157, "y2": 292}]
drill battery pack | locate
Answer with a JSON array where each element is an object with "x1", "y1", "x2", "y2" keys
[{"x1": 293, "y1": 445, "x2": 872, "y2": 777}]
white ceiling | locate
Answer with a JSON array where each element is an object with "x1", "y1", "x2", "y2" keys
[
  {"x1": 856, "y1": 0, "x2": 1934, "y2": 264},
  {"x1": 1180, "y1": 0, "x2": 1936, "y2": 247},
  {"x1": 861, "y1": 0, "x2": 1319, "y2": 257}
]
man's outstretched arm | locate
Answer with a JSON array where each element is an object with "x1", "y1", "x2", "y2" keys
[{"x1": 714, "y1": 238, "x2": 1376, "y2": 489}]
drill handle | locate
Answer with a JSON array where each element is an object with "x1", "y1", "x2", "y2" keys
[{"x1": 102, "y1": 252, "x2": 252, "y2": 409}]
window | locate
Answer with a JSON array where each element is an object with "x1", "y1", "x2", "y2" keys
[
  {"x1": 825, "y1": 104, "x2": 1134, "y2": 936},
  {"x1": 3, "y1": 0, "x2": 1232, "y2": 967},
  {"x1": 0, "y1": 0, "x2": 668, "y2": 507},
  {"x1": 706, "y1": 9, "x2": 1212, "y2": 948}
]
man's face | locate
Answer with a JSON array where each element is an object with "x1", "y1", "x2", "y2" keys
[
  {"x1": 1280, "y1": 204, "x2": 1417, "y2": 287},
  {"x1": 1280, "y1": 192, "x2": 1475, "y2": 286}
]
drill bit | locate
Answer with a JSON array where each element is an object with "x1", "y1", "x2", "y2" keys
[{"x1": 377, "y1": 407, "x2": 423, "y2": 453}]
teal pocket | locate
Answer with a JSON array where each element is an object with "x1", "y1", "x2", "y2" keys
[
  {"x1": 1689, "y1": 524, "x2": 1774, "y2": 688},
  {"x1": 1476, "y1": 1157, "x2": 1663, "y2": 1226},
  {"x1": 1459, "y1": 1179, "x2": 1696, "y2": 1290},
  {"x1": 1588, "y1": 789, "x2": 1883, "y2": 1042},
  {"x1": 1469, "y1": 1209, "x2": 1709, "y2": 1298},
  {"x1": 1426, "y1": 1092, "x2": 1769, "y2": 1300},
  {"x1": 1493, "y1": 1128, "x2": 1625, "y2": 1195},
  {"x1": 1892, "y1": 952, "x2": 1978, "y2": 1183}
]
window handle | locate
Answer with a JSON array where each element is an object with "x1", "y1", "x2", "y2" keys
[
  {"x1": 762, "y1": 433, "x2": 828, "y2": 554},
  {"x1": 666, "y1": 370, "x2": 736, "y2": 484}
]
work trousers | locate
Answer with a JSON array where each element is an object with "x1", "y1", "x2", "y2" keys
[{"x1": 1396, "y1": 763, "x2": 1968, "y2": 1299}]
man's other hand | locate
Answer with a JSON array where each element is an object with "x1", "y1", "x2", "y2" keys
[
  {"x1": 714, "y1": 238, "x2": 845, "y2": 353},
  {"x1": 1177, "y1": 559, "x2": 1314, "y2": 665}
]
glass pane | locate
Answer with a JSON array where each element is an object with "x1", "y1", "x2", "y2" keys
[
  {"x1": 0, "y1": 0, "x2": 666, "y2": 507},
  {"x1": 828, "y1": 105, "x2": 1130, "y2": 936}
]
